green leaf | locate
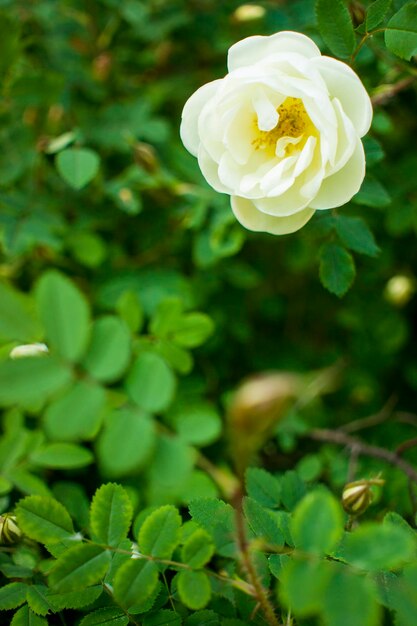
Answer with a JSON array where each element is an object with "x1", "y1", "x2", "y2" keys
[
  {"x1": 15, "y1": 495, "x2": 74, "y2": 545},
  {"x1": 148, "y1": 433, "x2": 196, "y2": 495},
  {"x1": 315, "y1": 0, "x2": 355, "y2": 58},
  {"x1": 0, "y1": 582, "x2": 28, "y2": 610},
  {"x1": 245, "y1": 467, "x2": 281, "y2": 509},
  {"x1": 171, "y1": 313, "x2": 214, "y2": 348},
  {"x1": 35, "y1": 271, "x2": 90, "y2": 362},
  {"x1": 79, "y1": 608, "x2": 129, "y2": 626},
  {"x1": 143, "y1": 610, "x2": 182, "y2": 626},
  {"x1": 181, "y1": 529, "x2": 215, "y2": 568},
  {"x1": 56, "y1": 147, "x2": 100, "y2": 190},
  {"x1": 82, "y1": 316, "x2": 131, "y2": 383},
  {"x1": 319, "y1": 243, "x2": 355, "y2": 297},
  {"x1": 116, "y1": 290, "x2": 144, "y2": 334},
  {"x1": 26, "y1": 585, "x2": 53, "y2": 617},
  {"x1": 90, "y1": 483, "x2": 133, "y2": 547},
  {"x1": 113, "y1": 559, "x2": 159, "y2": 612},
  {"x1": 352, "y1": 175, "x2": 391, "y2": 207},
  {"x1": 126, "y1": 351, "x2": 176, "y2": 413},
  {"x1": 49, "y1": 544, "x2": 111, "y2": 592},
  {"x1": 366, "y1": 0, "x2": 392, "y2": 30},
  {"x1": 97, "y1": 408, "x2": 156, "y2": 477},
  {"x1": 10, "y1": 606, "x2": 47, "y2": 626},
  {"x1": 334, "y1": 216, "x2": 380, "y2": 257},
  {"x1": 243, "y1": 497, "x2": 284, "y2": 546},
  {"x1": 150, "y1": 297, "x2": 183, "y2": 338},
  {"x1": 389, "y1": 563, "x2": 417, "y2": 626},
  {"x1": 291, "y1": 490, "x2": 344, "y2": 555},
  {"x1": 30, "y1": 443, "x2": 93, "y2": 469},
  {"x1": 0, "y1": 282, "x2": 40, "y2": 343},
  {"x1": 385, "y1": 1, "x2": 417, "y2": 60},
  {"x1": 170, "y1": 402, "x2": 222, "y2": 446},
  {"x1": 280, "y1": 559, "x2": 332, "y2": 617},
  {"x1": 280, "y1": 471, "x2": 307, "y2": 511},
  {"x1": 138, "y1": 505, "x2": 182, "y2": 559},
  {"x1": 46, "y1": 586, "x2": 102, "y2": 611},
  {"x1": 189, "y1": 498, "x2": 236, "y2": 557},
  {"x1": 339, "y1": 523, "x2": 415, "y2": 571},
  {"x1": 43, "y1": 380, "x2": 106, "y2": 442},
  {"x1": 177, "y1": 570, "x2": 211, "y2": 610},
  {"x1": 323, "y1": 568, "x2": 380, "y2": 626},
  {"x1": 0, "y1": 356, "x2": 72, "y2": 407}
]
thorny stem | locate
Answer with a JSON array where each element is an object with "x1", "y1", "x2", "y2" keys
[{"x1": 350, "y1": 27, "x2": 387, "y2": 64}]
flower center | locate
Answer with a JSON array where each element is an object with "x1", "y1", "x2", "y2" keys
[{"x1": 252, "y1": 97, "x2": 316, "y2": 156}]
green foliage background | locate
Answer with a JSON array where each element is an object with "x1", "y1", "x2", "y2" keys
[{"x1": 0, "y1": 0, "x2": 417, "y2": 624}]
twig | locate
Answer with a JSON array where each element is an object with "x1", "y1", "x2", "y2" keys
[
  {"x1": 371, "y1": 77, "x2": 415, "y2": 106},
  {"x1": 340, "y1": 395, "x2": 397, "y2": 434},
  {"x1": 307, "y1": 428, "x2": 417, "y2": 483},
  {"x1": 396, "y1": 437, "x2": 417, "y2": 456}
]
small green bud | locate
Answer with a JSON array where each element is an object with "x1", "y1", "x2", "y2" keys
[
  {"x1": 342, "y1": 478, "x2": 384, "y2": 516},
  {"x1": 0, "y1": 514, "x2": 22, "y2": 544}
]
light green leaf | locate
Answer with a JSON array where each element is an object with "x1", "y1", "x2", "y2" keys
[
  {"x1": 171, "y1": 313, "x2": 214, "y2": 348},
  {"x1": 189, "y1": 498, "x2": 236, "y2": 557},
  {"x1": 177, "y1": 570, "x2": 211, "y2": 610},
  {"x1": 46, "y1": 586, "x2": 102, "y2": 610},
  {"x1": 97, "y1": 408, "x2": 156, "y2": 477},
  {"x1": 26, "y1": 585, "x2": 53, "y2": 616},
  {"x1": 150, "y1": 297, "x2": 183, "y2": 338},
  {"x1": 385, "y1": 1, "x2": 417, "y2": 60},
  {"x1": 280, "y1": 559, "x2": 333, "y2": 617},
  {"x1": 291, "y1": 490, "x2": 344, "y2": 555},
  {"x1": 315, "y1": 0, "x2": 355, "y2": 58},
  {"x1": 170, "y1": 402, "x2": 222, "y2": 446},
  {"x1": 10, "y1": 606, "x2": 47, "y2": 626},
  {"x1": 339, "y1": 523, "x2": 415, "y2": 570},
  {"x1": 126, "y1": 351, "x2": 176, "y2": 413},
  {"x1": 30, "y1": 443, "x2": 93, "y2": 469},
  {"x1": 143, "y1": 610, "x2": 181, "y2": 626},
  {"x1": 116, "y1": 290, "x2": 144, "y2": 334},
  {"x1": 0, "y1": 582, "x2": 28, "y2": 610},
  {"x1": 319, "y1": 243, "x2": 356, "y2": 297},
  {"x1": 366, "y1": 0, "x2": 392, "y2": 30},
  {"x1": 79, "y1": 607, "x2": 129, "y2": 626},
  {"x1": 67, "y1": 232, "x2": 107, "y2": 269},
  {"x1": 138, "y1": 505, "x2": 182, "y2": 559},
  {"x1": 15, "y1": 495, "x2": 74, "y2": 545},
  {"x1": 246, "y1": 467, "x2": 281, "y2": 509},
  {"x1": 334, "y1": 216, "x2": 380, "y2": 257},
  {"x1": 113, "y1": 559, "x2": 159, "y2": 612},
  {"x1": 56, "y1": 147, "x2": 100, "y2": 190},
  {"x1": 82, "y1": 316, "x2": 131, "y2": 383},
  {"x1": 181, "y1": 529, "x2": 215, "y2": 568},
  {"x1": 0, "y1": 282, "x2": 40, "y2": 343},
  {"x1": 148, "y1": 433, "x2": 196, "y2": 492},
  {"x1": 0, "y1": 356, "x2": 72, "y2": 407},
  {"x1": 35, "y1": 271, "x2": 90, "y2": 362},
  {"x1": 243, "y1": 497, "x2": 284, "y2": 546},
  {"x1": 49, "y1": 544, "x2": 111, "y2": 592},
  {"x1": 323, "y1": 569, "x2": 380, "y2": 626},
  {"x1": 43, "y1": 380, "x2": 106, "y2": 442},
  {"x1": 90, "y1": 483, "x2": 133, "y2": 547}
]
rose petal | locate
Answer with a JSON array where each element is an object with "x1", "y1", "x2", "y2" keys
[
  {"x1": 180, "y1": 79, "x2": 222, "y2": 156},
  {"x1": 309, "y1": 139, "x2": 365, "y2": 209},
  {"x1": 228, "y1": 31, "x2": 321, "y2": 71},
  {"x1": 231, "y1": 196, "x2": 315, "y2": 234},
  {"x1": 198, "y1": 146, "x2": 231, "y2": 194},
  {"x1": 312, "y1": 56, "x2": 373, "y2": 137}
]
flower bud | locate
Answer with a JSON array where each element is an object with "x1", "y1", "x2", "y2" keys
[
  {"x1": 10, "y1": 343, "x2": 49, "y2": 359},
  {"x1": 342, "y1": 478, "x2": 384, "y2": 516},
  {"x1": 384, "y1": 275, "x2": 415, "y2": 307},
  {"x1": 232, "y1": 4, "x2": 266, "y2": 22},
  {"x1": 0, "y1": 514, "x2": 22, "y2": 544}
]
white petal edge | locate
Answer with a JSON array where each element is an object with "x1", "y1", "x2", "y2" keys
[
  {"x1": 197, "y1": 146, "x2": 231, "y2": 194},
  {"x1": 228, "y1": 31, "x2": 321, "y2": 72},
  {"x1": 180, "y1": 79, "x2": 222, "y2": 157},
  {"x1": 309, "y1": 138, "x2": 365, "y2": 210},
  {"x1": 231, "y1": 196, "x2": 315, "y2": 235},
  {"x1": 312, "y1": 56, "x2": 373, "y2": 137}
]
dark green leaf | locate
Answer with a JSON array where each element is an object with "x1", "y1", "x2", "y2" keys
[
  {"x1": 10, "y1": 606, "x2": 47, "y2": 626},
  {"x1": 366, "y1": 0, "x2": 392, "y2": 30},
  {"x1": 0, "y1": 582, "x2": 28, "y2": 610},
  {"x1": 143, "y1": 610, "x2": 182, "y2": 626},
  {"x1": 352, "y1": 175, "x2": 391, "y2": 207},
  {"x1": 82, "y1": 316, "x2": 131, "y2": 383},
  {"x1": 323, "y1": 569, "x2": 381, "y2": 626},
  {"x1": 315, "y1": 0, "x2": 356, "y2": 58},
  {"x1": 189, "y1": 498, "x2": 236, "y2": 557},
  {"x1": 113, "y1": 559, "x2": 159, "y2": 612},
  {"x1": 49, "y1": 544, "x2": 111, "y2": 592},
  {"x1": 177, "y1": 570, "x2": 211, "y2": 610},
  {"x1": 26, "y1": 585, "x2": 53, "y2": 617},
  {"x1": 319, "y1": 243, "x2": 356, "y2": 297},
  {"x1": 15, "y1": 495, "x2": 74, "y2": 545},
  {"x1": 243, "y1": 497, "x2": 284, "y2": 545},
  {"x1": 245, "y1": 467, "x2": 281, "y2": 509},
  {"x1": 79, "y1": 608, "x2": 129, "y2": 626},
  {"x1": 334, "y1": 215, "x2": 380, "y2": 257},
  {"x1": 385, "y1": 1, "x2": 417, "y2": 60},
  {"x1": 138, "y1": 505, "x2": 182, "y2": 559}
]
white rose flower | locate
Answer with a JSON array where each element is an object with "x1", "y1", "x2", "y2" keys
[{"x1": 180, "y1": 31, "x2": 373, "y2": 235}]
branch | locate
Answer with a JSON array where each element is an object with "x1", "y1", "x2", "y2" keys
[{"x1": 307, "y1": 428, "x2": 417, "y2": 483}]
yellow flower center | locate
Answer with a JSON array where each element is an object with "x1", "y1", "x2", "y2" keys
[{"x1": 252, "y1": 97, "x2": 316, "y2": 156}]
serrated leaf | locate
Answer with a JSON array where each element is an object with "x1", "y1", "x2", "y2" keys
[
  {"x1": 90, "y1": 483, "x2": 133, "y2": 547},
  {"x1": 334, "y1": 215, "x2": 380, "y2": 257},
  {"x1": 292, "y1": 490, "x2": 344, "y2": 555},
  {"x1": 15, "y1": 495, "x2": 74, "y2": 545},
  {"x1": 316, "y1": 0, "x2": 355, "y2": 58},
  {"x1": 79, "y1": 607, "x2": 129, "y2": 626},
  {"x1": 126, "y1": 351, "x2": 176, "y2": 413},
  {"x1": 181, "y1": 529, "x2": 214, "y2": 568},
  {"x1": 30, "y1": 443, "x2": 93, "y2": 469},
  {"x1": 280, "y1": 559, "x2": 333, "y2": 617},
  {"x1": 366, "y1": 0, "x2": 392, "y2": 30},
  {"x1": 143, "y1": 610, "x2": 181, "y2": 626},
  {"x1": 177, "y1": 570, "x2": 211, "y2": 610},
  {"x1": 0, "y1": 582, "x2": 28, "y2": 610},
  {"x1": 26, "y1": 586, "x2": 53, "y2": 617},
  {"x1": 385, "y1": 1, "x2": 417, "y2": 60},
  {"x1": 56, "y1": 147, "x2": 100, "y2": 190},
  {"x1": 353, "y1": 175, "x2": 391, "y2": 207},
  {"x1": 139, "y1": 505, "x2": 181, "y2": 559},
  {"x1": 319, "y1": 243, "x2": 355, "y2": 297},
  {"x1": 49, "y1": 544, "x2": 111, "y2": 592},
  {"x1": 0, "y1": 282, "x2": 40, "y2": 343},
  {"x1": 243, "y1": 497, "x2": 284, "y2": 546},
  {"x1": 113, "y1": 559, "x2": 159, "y2": 612},
  {"x1": 245, "y1": 467, "x2": 281, "y2": 509},
  {"x1": 184, "y1": 611, "x2": 220, "y2": 626},
  {"x1": 10, "y1": 606, "x2": 47, "y2": 626},
  {"x1": 46, "y1": 586, "x2": 102, "y2": 610},
  {"x1": 35, "y1": 271, "x2": 90, "y2": 362},
  {"x1": 189, "y1": 498, "x2": 236, "y2": 557},
  {"x1": 82, "y1": 316, "x2": 131, "y2": 383},
  {"x1": 0, "y1": 356, "x2": 72, "y2": 408}
]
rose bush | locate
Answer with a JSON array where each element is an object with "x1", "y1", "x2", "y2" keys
[{"x1": 180, "y1": 31, "x2": 373, "y2": 235}]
